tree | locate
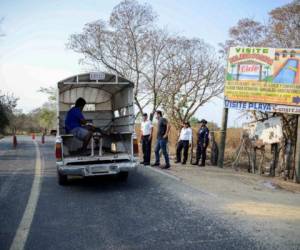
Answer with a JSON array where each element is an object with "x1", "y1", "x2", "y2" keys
[
  {"x1": 219, "y1": 18, "x2": 268, "y2": 57},
  {"x1": 38, "y1": 86, "x2": 56, "y2": 102},
  {"x1": 161, "y1": 37, "x2": 223, "y2": 130},
  {"x1": 268, "y1": 0, "x2": 300, "y2": 48},
  {"x1": 68, "y1": 0, "x2": 159, "y2": 118},
  {"x1": 36, "y1": 87, "x2": 57, "y2": 131},
  {"x1": 68, "y1": 0, "x2": 222, "y2": 122},
  {"x1": 0, "y1": 19, "x2": 13, "y2": 134},
  {"x1": 32, "y1": 103, "x2": 56, "y2": 131},
  {"x1": 0, "y1": 92, "x2": 18, "y2": 133}
]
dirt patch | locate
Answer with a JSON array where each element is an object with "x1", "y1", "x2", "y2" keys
[
  {"x1": 226, "y1": 201, "x2": 300, "y2": 220},
  {"x1": 271, "y1": 178, "x2": 300, "y2": 193}
]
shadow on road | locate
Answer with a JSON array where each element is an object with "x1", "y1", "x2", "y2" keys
[{"x1": 45, "y1": 169, "x2": 155, "y2": 195}]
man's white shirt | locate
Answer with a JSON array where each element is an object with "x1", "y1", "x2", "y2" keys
[
  {"x1": 141, "y1": 120, "x2": 153, "y2": 136},
  {"x1": 179, "y1": 127, "x2": 192, "y2": 143}
]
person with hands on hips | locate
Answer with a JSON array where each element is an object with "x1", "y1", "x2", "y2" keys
[
  {"x1": 175, "y1": 122, "x2": 192, "y2": 165},
  {"x1": 192, "y1": 119, "x2": 209, "y2": 167}
]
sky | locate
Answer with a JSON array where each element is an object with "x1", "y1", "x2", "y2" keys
[{"x1": 0, "y1": 0, "x2": 292, "y2": 127}]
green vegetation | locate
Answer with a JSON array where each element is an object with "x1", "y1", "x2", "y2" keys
[
  {"x1": 263, "y1": 76, "x2": 273, "y2": 82},
  {"x1": 2, "y1": 87, "x2": 57, "y2": 135},
  {"x1": 0, "y1": 92, "x2": 18, "y2": 134},
  {"x1": 226, "y1": 73, "x2": 234, "y2": 81}
]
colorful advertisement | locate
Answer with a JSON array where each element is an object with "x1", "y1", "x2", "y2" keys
[{"x1": 224, "y1": 47, "x2": 300, "y2": 112}]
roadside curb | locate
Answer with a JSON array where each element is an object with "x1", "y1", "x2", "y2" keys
[
  {"x1": 141, "y1": 165, "x2": 219, "y2": 198},
  {"x1": 140, "y1": 165, "x2": 182, "y2": 182}
]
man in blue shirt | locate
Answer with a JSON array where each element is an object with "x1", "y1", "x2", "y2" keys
[
  {"x1": 192, "y1": 119, "x2": 209, "y2": 167},
  {"x1": 65, "y1": 98, "x2": 93, "y2": 152}
]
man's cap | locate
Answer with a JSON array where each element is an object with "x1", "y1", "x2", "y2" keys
[
  {"x1": 142, "y1": 113, "x2": 148, "y2": 116},
  {"x1": 198, "y1": 119, "x2": 207, "y2": 124}
]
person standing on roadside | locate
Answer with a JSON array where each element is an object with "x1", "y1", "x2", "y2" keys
[
  {"x1": 152, "y1": 110, "x2": 171, "y2": 169},
  {"x1": 192, "y1": 119, "x2": 209, "y2": 167},
  {"x1": 140, "y1": 113, "x2": 153, "y2": 166},
  {"x1": 175, "y1": 122, "x2": 192, "y2": 165}
]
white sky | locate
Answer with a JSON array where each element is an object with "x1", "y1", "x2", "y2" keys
[{"x1": 0, "y1": 0, "x2": 291, "y2": 126}]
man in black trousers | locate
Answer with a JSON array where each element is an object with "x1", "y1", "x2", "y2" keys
[
  {"x1": 140, "y1": 113, "x2": 153, "y2": 166},
  {"x1": 192, "y1": 119, "x2": 209, "y2": 167},
  {"x1": 175, "y1": 122, "x2": 192, "y2": 165}
]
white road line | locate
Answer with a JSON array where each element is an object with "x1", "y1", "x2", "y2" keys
[{"x1": 9, "y1": 140, "x2": 42, "y2": 250}]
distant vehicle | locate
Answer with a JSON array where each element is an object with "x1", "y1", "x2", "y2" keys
[{"x1": 55, "y1": 72, "x2": 138, "y2": 185}]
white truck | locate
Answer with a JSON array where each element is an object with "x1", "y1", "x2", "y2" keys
[{"x1": 55, "y1": 72, "x2": 138, "y2": 185}]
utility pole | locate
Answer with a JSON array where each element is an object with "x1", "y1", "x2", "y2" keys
[
  {"x1": 295, "y1": 115, "x2": 300, "y2": 183},
  {"x1": 218, "y1": 107, "x2": 229, "y2": 168}
]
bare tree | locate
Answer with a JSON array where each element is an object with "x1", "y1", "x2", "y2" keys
[
  {"x1": 219, "y1": 18, "x2": 268, "y2": 57},
  {"x1": 68, "y1": 0, "x2": 159, "y2": 118},
  {"x1": 268, "y1": 0, "x2": 300, "y2": 48},
  {"x1": 161, "y1": 38, "x2": 223, "y2": 130},
  {"x1": 68, "y1": 0, "x2": 224, "y2": 123},
  {"x1": 38, "y1": 86, "x2": 57, "y2": 102}
]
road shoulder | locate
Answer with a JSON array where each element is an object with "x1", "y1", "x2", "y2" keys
[{"x1": 160, "y1": 163, "x2": 300, "y2": 248}]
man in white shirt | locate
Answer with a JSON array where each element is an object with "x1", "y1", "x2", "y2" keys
[
  {"x1": 140, "y1": 113, "x2": 153, "y2": 165},
  {"x1": 176, "y1": 122, "x2": 192, "y2": 165}
]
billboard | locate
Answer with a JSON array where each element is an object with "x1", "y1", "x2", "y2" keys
[{"x1": 224, "y1": 47, "x2": 300, "y2": 113}]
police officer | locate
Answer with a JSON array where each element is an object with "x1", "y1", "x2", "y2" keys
[{"x1": 192, "y1": 119, "x2": 209, "y2": 167}]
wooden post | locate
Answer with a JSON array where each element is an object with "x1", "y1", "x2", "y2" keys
[
  {"x1": 285, "y1": 139, "x2": 292, "y2": 178},
  {"x1": 250, "y1": 146, "x2": 256, "y2": 174},
  {"x1": 270, "y1": 143, "x2": 279, "y2": 177},
  {"x1": 218, "y1": 107, "x2": 229, "y2": 168},
  {"x1": 210, "y1": 131, "x2": 219, "y2": 166},
  {"x1": 295, "y1": 115, "x2": 300, "y2": 183}
]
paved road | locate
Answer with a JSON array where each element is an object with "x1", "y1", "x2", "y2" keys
[{"x1": 0, "y1": 136, "x2": 268, "y2": 250}]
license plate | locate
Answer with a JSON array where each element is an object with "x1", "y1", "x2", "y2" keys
[{"x1": 90, "y1": 165, "x2": 109, "y2": 173}]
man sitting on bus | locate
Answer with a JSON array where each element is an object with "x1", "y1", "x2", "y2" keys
[{"x1": 65, "y1": 97, "x2": 93, "y2": 152}]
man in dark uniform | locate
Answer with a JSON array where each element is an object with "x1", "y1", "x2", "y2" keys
[{"x1": 192, "y1": 119, "x2": 209, "y2": 167}]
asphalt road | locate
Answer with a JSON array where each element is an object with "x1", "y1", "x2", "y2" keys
[{"x1": 0, "y1": 136, "x2": 269, "y2": 250}]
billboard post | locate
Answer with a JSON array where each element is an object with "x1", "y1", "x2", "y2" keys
[
  {"x1": 295, "y1": 116, "x2": 300, "y2": 183},
  {"x1": 218, "y1": 107, "x2": 228, "y2": 168}
]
